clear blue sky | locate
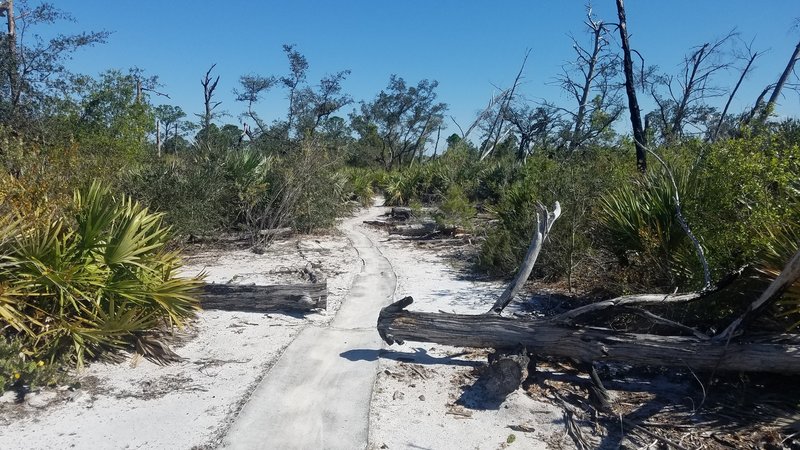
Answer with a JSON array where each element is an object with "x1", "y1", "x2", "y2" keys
[{"x1": 46, "y1": 1, "x2": 800, "y2": 135}]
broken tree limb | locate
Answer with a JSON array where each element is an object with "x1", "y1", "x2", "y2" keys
[
  {"x1": 715, "y1": 246, "x2": 800, "y2": 342},
  {"x1": 200, "y1": 281, "x2": 327, "y2": 312},
  {"x1": 554, "y1": 267, "x2": 745, "y2": 325},
  {"x1": 554, "y1": 292, "x2": 703, "y2": 325},
  {"x1": 488, "y1": 202, "x2": 561, "y2": 314},
  {"x1": 377, "y1": 297, "x2": 800, "y2": 374}
]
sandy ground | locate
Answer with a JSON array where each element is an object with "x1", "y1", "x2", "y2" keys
[
  {"x1": 0, "y1": 203, "x2": 566, "y2": 450},
  {"x1": 0, "y1": 232, "x2": 359, "y2": 450}
]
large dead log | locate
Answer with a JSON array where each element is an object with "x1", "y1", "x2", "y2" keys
[
  {"x1": 201, "y1": 281, "x2": 327, "y2": 312},
  {"x1": 377, "y1": 297, "x2": 800, "y2": 374}
]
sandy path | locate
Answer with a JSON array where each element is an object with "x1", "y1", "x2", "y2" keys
[
  {"x1": 221, "y1": 203, "x2": 396, "y2": 449},
  {"x1": 0, "y1": 228, "x2": 359, "y2": 450}
]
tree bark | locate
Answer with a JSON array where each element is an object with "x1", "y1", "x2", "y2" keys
[
  {"x1": 156, "y1": 120, "x2": 162, "y2": 157},
  {"x1": 377, "y1": 297, "x2": 800, "y2": 374},
  {"x1": 200, "y1": 281, "x2": 327, "y2": 312},
  {"x1": 615, "y1": 0, "x2": 647, "y2": 172}
]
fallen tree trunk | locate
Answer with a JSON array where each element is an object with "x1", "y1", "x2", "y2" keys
[
  {"x1": 201, "y1": 281, "x2": 327, "y2": 312},
  {"x1": 377, "y1": 297, "x2": 800, "y2": 374}
]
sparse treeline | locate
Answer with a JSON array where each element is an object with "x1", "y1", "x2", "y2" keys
[{"x1": 0, "y1": 0, "x2": 799, "y2": 377}]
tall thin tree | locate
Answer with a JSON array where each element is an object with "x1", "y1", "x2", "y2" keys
[{"x1": 615, "y1": 0, "x2": 647, "y2": 172}]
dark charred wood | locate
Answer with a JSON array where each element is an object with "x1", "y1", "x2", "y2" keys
[{"x1": 391, "y1": 207, "x2": 413, "y2": 221}]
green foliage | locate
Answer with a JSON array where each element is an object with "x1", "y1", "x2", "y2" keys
[
  {"x1": 755, "y1": 193, "x2": 800, "y2": 329},
  {"x1": 598, "y1": 162, "x2": 700, "y2": 290},
  {"x1": 350, "y1": 75, "x2": 447, "y2": 169},
  {"x1": 598, "y1": 133, "x2": 800, "y2": 292},
  {"x1": 127, "y1": 140, "x2": 348, "y2": 239},
  {"x1": 692, "y1": 134, "x2": 800, "y2": 276},
  {"x1": 343, "y1": 167, "x2": 382, "y2": 207},
  {"x1": 434, "y1": 185, "x2": 475, "y2": 230},
  {"x1": 1, "y1": 337, "x2": 67, "y2": 392},
  {"x1": 478, "y1": 150, "x2": 630, "y2": 283},
  {"x1": 0, "y1": 182, "x2": 202, "y2": 367}
]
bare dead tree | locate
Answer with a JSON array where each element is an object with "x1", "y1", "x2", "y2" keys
[
  {"x1": 615, "y1": 0, "x2": 647, "y2": 172},
  {"x1": 480, "y1": 50, "x2": 530, "y2": 160},
  {"x1": 559, "y1": 6, "x2": 622, "y2": 152},
  {"x1": 710, "y1": 39, "x2": 763, "y2": 142},
  {"x1": 450, "y1": 86, "x2": 511, "y2": 144},
  {"x1": 504, "y1": 102, "x2": 559, "y2": 160},
  {"x1": 757, "y1": 37, "x2": 800, "y2": 124},
  {"x1": 200, "y1": 63, "x2": 221, "y2": 132},
  {"x1": 671, "y1": 33, "x2": 734, "y2": 138},
  {"x1": 648, "y1": 31, "x2": 736, "y2": 142},
  {"x1": 156, "y1": 120, "x2": 162, "y2": 157}
]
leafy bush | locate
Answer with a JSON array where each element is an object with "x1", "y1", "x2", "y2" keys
[
  {"x1": 127, "y1": 141, "x2": 348, "y2": 241},
  {"x1": 692, "y1": 134, "x2": 800, "y2": 276},
  {"x1": 0, "y1": 182, "x2": 202, "y2": 367},
  {"x1": 343, "y1": 167, "x2": 380, "y2": 207},
  {"x1": 597, "y1": 134, "x2": 800, "y2": 292}
]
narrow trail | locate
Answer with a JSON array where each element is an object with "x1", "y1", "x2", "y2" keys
[{"x1": 221, "y1": 203, "x2": 395, "y2": 449}]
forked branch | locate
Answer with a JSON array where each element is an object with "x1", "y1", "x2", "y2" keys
[{"x1": 488, "y1": 202, "x2": 561, "y2": 314}]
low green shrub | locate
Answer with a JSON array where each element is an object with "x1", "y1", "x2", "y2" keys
[
  {"x1": 434, "y1": 185, "x2": 475, "y2": 230},
  {"x1": 1, "y1": 337, "x2": 67, "y2": 392}
]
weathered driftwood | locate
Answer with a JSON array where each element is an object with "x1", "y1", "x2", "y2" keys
[
  {"x1": 489, "y1": 202, "x2": 561, "y2": 314},
  {"x1": 201, "y1": 281, "x2": 327, "y2": 312},
  {"x1": 257, "y1": 227, "x2": 293, "y2": 238},
  {"x1": 389, "y1": 223, "x2": 438, "y2": 237},
  {"x1": 483, "y1": 348, "x2": 530, "y2": 398},
  {"x1": 377, "y1": 297, "x2": 800, "y2": 374}
]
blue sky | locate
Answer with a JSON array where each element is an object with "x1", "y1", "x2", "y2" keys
[{"x1": 45, "y1": 1, "x2": 800, "y2": 135}]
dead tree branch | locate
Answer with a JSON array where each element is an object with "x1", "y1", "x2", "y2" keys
[{"x1": 488, "y1": 202, "x2": 561, "y2": 314}]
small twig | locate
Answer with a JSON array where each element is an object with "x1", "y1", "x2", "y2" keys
[
  {"x1": 409, "y1": 365, "x2": 428, "y2": 380},
  {"x1": 626, "y1": 307, "x2": 710, "y2": 340},
  {"x1": 622, "y1": 418, "x2": 691, "y2": 450}
]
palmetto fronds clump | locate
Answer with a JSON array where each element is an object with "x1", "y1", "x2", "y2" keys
[{"x1": 0, "y1": 182, "x2": 203, "y2": 367}]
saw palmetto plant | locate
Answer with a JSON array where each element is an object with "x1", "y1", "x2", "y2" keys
[
  {"x1": 0, "y1": 182, "x2": 203, "y2": 367},
  {"x1": 757, "y1": 197, "x2": 800, "y2": 329}
]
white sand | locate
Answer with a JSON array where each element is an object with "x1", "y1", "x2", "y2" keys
[
  {"x1": 0, "y1": 205, "x2": 567, "y2": 450},
  {"x1": 359, "y1": 220, "x2": 564, "y2": 450},
  {"x1": 0, "y1": 231, "x2": 359, "y2": 450}
]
